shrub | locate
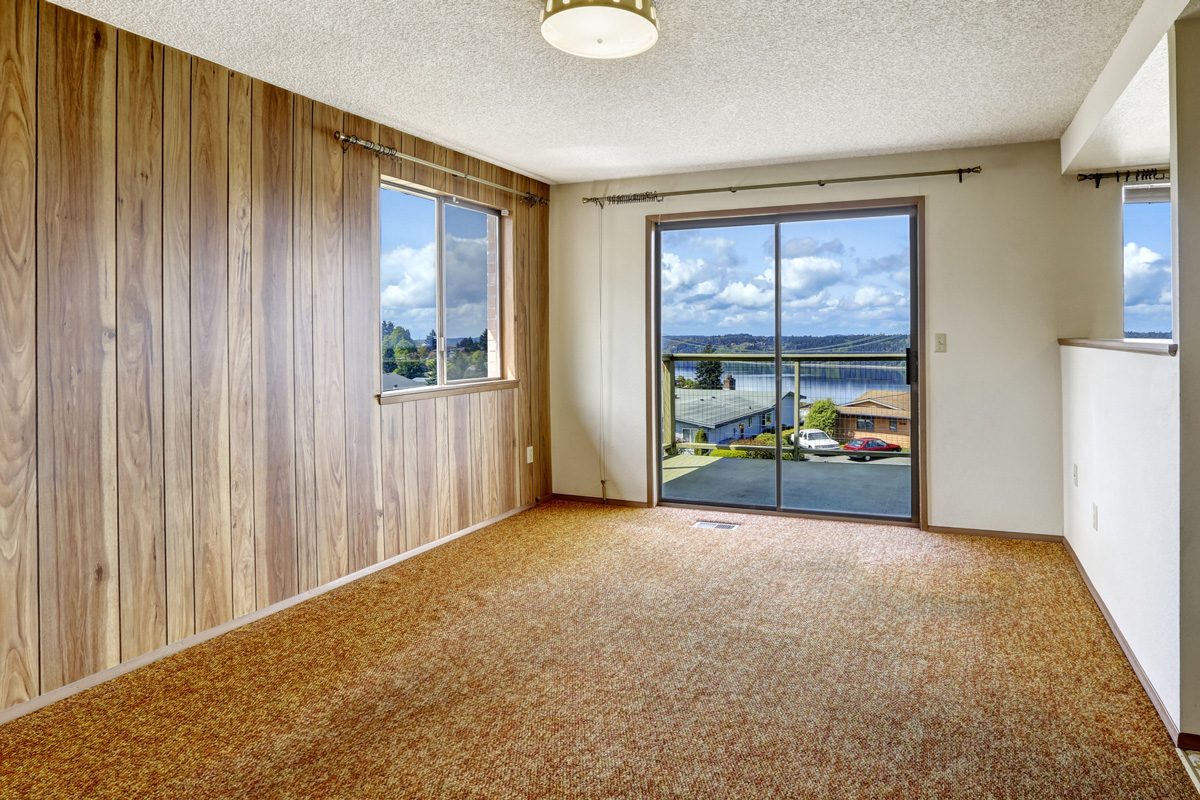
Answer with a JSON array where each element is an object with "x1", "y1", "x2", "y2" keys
[
  {"x1": 804, "y1": 399, "x2": 838, "y2": 436},
  {"x1": 694, "y1": 430, "x2": 708, "y2": 443},
  {"x1": 710, "y1": 448, "x2": 749, "y2": 459}
]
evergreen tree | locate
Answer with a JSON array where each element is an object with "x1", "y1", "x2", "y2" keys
[{"x1": 695, "y1": 345, "x2": 724, "y2": 389}]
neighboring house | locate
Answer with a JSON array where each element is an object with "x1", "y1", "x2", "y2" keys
[
  {"x1": 674, "y1": 388, "x2": 796, "y2": 444},
  {"x1": 382, "y1": 373, "x2": 428, "y2": 392},
  {"x1": 835, "y1": 389, "x2": 911, "y2": 448}
]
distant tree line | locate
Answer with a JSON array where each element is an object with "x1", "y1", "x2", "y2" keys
[
  {"x1": 382, "y1": 321, "x2": 490, "y2": 383},
  {"x1": 663, "y1": 333, "x2": 909, "y2": 355}
]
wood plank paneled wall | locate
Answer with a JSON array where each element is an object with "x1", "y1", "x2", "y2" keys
[{"x1": 0, "y1": 0, "x2": 550, "y2": 711}]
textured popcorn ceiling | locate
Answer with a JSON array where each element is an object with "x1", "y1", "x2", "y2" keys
[
  {"x1": 1072, "y1": 37, "x2": 1169, "y2": 171},
  {"x1": 54, "y1": 0, "x2": 1144, "y2": 183}
]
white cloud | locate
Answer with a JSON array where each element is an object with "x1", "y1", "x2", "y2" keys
[
  {"x1": 381, "y1": 242, "x2": 435, "y2": 308},
  {"x1": 716, "y1": 281, "x2": 774, "y2": 308},
  {"x1": 849, "y1": 286, "x2": 904, "y2": 308},
  {"x1": 779, "y1": 256, "x2": 843, "y2": 295},
  {"x1": 381, "y1": 236, "x2": 495, "y2": 339},
  {"x1": 661, "y1": 252, "x2": 707, "y2": 295},
  {"x1": 1123, "y1": 242, "x2": 1172, "y2": 307},
  {"x1": 661, "y1": 233, "x2": 913, "y2": 335},
  {"x1": 686, "y1": 235, "x2": 741, "y2": 267}
]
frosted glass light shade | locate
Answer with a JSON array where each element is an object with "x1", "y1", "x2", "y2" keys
[{"x1": 541, "y1": 0, "x2": 659, "y2": 60}]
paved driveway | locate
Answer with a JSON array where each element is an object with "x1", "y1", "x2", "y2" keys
[{"x1": 661, "y1": 456, "x2": 912, "y2": 519}]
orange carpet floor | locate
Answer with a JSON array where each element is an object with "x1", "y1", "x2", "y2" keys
[{"x1": 0, "y1": 501, "x2": 1195, "y2": 798}]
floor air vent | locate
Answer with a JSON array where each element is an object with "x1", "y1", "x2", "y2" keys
[{"x1": 693, "y1": 521, "x2": 739, "y2": 531}]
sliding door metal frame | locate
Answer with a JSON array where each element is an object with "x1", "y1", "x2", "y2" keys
[{"x1": 652, "y1": 199, "x2": 923, "y2": 524}]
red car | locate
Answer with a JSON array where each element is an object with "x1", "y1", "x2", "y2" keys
[{"x1": 842, "y1": 437, "x2": 902, "y2": 460}]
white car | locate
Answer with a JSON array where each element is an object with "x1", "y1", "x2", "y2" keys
[{"x1": 792, "y1": 429, "x2": 840, "y2": 450}]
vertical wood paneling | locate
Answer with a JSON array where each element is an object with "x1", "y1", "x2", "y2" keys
[
  {"x1": 434, "y1": 396, "x2": 452, "y2": 539},
  {"x1": 503, "y1": 388, "x2": 521, "y2": 511},
  {"x1": 535, "y1": 182, "x2": 552, "y2": 501},
  {"x1": 401, "y1": 402, "x2": 423, "y2": 552},
  {"x1": 115, "y1": 30, "x2": 166, "y2": 659},
  {"x1": 0, "y1": 0, "x2": 39, "y2": 709},
  {"x1": 190, "y1": 58, "x2": 233, "y2": 630},
  {"x1": 292, "y1": 97, "x2": 318, "y2": 591},
  {"x1": 227, "y1": 69, "x2": 255, "y2": 617},
  {"x1": 161, "y1": 47, "x2": 194, "y2": 644},
  {"x1": 481, "y1": 391, "x2": 502, "y2": 520},
  {"x1": 342, "y1": 114, "x2": 383, "y2": 571},
  {"x1": 380, "y1": 408, "x2": 405, "y2": 558},
  {"x1": 36, "y1": 3, "x2": 120, "y2": 690},
  {"x1": 448, "y1": 394, "x2": 474, "y2": 533},
  {"x1": 251, "y1": 79, "x2": 298, "y2": 607},
  {"x1": 311, "y1": 102, "x2": 349, "y2": 583},
  {"x1": 5, "y1": 3, "x2": 550, "y2": 710},
  {"x1": 413, "y1": 399, "x2": 438, "y2": 546},
  {"x1": 469, "y1": 392, "x2": 486, "y2": 528},
  {"x1": 513, "y1": 178, "x2": 534, "y2": 508}
]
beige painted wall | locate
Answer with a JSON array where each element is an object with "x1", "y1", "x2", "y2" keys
[
  {"x1": 549, "y1": 140, "x2": 1121, "y2": 535},
  {"x1": 1061, "y1": 346, "x2": 1180, "y2": 728}
]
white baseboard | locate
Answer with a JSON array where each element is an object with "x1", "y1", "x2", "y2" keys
[{"x1": 0, "y1": 503, "x2": 534, "y2": 727}]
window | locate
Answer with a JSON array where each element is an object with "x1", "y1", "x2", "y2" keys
[
  {"x1": 379, "y1": 182, "x2": 501, "y2": 391},
  {"x1": 889, "y1": 419, "x2": 899, "y2": 432},
  {"x1": 1122, "y1": 183, "x2": 1172, "y2": 339},
  {"x1": 856, "y1": 418, "x2": 875, "y2": 431}
]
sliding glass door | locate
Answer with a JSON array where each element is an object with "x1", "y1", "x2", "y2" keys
[{"x1": 656, "y1": 204, "x2": 920, "y2": 522}]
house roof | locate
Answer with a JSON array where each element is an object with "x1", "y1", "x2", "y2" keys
[
  {"x1": 836, "y1": 389, "x2": 911, "y2": 420},
  {"x1": 675, "y1": 389, "x2": 793, "y2": 430},
  {"x1": 382, "y1": 373, "x2": 427, "y2": 392}
]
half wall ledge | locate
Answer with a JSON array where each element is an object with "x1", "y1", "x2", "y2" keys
[{"x1": 1058, "y1": 338, "x2": 1178, "y2": 356}]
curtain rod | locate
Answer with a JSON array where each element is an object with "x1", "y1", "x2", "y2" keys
[
  {"x1": 1076, "y1": 167, "x2": 1169, "y2": 188},
  {"x1": 334, "y1": 132, "x2": 549, "y2": 206},
  {"x1": 582, "y1": 166, "x2": 983, "y2": 206}
]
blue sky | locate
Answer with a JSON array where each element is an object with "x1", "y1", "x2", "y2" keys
[
  {"x1": 661, "y1": 215, "x2": 911, "y2": 337},
  {"x1": 1123, "y1": 201, "x2": 1172, "y2": 335},
  {"x1": 380, "y1": 187, "x2": 492, "y2": 340}
]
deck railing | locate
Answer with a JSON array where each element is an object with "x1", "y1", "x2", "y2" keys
[{"x1": 661, "y1": 351, "x2": 910, "y2": 460}]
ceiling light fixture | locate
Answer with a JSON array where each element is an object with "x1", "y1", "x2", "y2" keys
[{"x1": 541, "y1": 0, "x2": 659, "y2": 60}]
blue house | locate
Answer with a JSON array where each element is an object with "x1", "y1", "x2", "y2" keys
[{"x1": 673, "y1": 388, "x2": 797, "y2": 444}]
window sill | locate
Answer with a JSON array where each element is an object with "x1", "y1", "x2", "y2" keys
[
  {"x1": 377, "y1": 378, "x2": 519, "y2": 405},
  {"x1": 1057, "y1": 338, "x2": 1178, "y2": 357}
]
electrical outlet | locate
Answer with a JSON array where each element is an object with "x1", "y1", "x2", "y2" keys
[
  {"x1": 526, "y1": 446, "x2": 534, "y2": 465},
  {"x1": 1092, "y1": 503, "x2": 1099, "y2": 531},
  {"x1": 935, "y1": 333, "x2": 948, "y2": 353},
  {"x1": 1073, "y1": 464, "x2": 1078, "y2": 487}
]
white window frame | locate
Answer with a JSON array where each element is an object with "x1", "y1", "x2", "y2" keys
[
  {"x1": 380, "y1": 179, "x2": 504, "y2": 394},
  {"x1": 1121, "y1": 182, "x2": 1174, "y2": 341}
]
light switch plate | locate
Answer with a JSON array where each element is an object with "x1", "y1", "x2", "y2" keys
[
  {"x1": 935, "y1": 333, "x2": 948, "y2": 353},
  {"x1": 526, "y1": 446, "x2": 534, "y2": 464}
]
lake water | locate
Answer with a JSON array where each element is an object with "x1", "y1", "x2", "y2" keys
[{"x1": 672, "y1": 363, "x2": 908, "y2": 405}]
